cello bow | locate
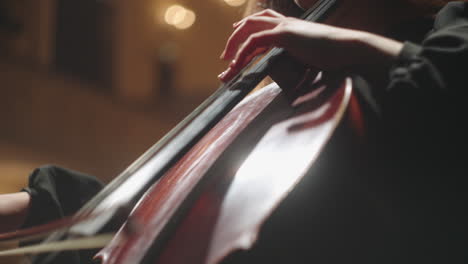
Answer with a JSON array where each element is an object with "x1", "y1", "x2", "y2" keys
[{"x1": 1, "y1": 0, "x2": 351, "y2": 262}]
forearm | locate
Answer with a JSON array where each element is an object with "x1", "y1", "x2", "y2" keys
[
  {"x1": 0, "y1": 192, "x2": 31, "y2": 233},
  {"x1": 345, "y1": 30, "x2": 404, "y2": 75}
]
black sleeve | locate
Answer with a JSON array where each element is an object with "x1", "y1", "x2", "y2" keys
[
  {"x1": 21, "y1": 165, "x2": 103, "y2": 229},
  {"x1": 20, "y1": 165, "x2": 104, "y2": 264},
  {"x1": 377, "y1": 5, "x2": 468, "y2": 261},
  {"x1": 383, "y1": 1, "x2": 468, "y2": 122}
]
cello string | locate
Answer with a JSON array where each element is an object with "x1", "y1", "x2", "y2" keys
[
  {"x1": 223, "y1": 0, "x2": 338, "y2": 87},
  {"x1": 35, "y1": 0, "x2": 340, "y2": 254},
  {"x1": 0, "y1": 233, "x2": 115, "y2": 257},
  {"x1": 0, "y1": 207, "x2": 114, "y2": 244},
  {"x1": 77, "y1": 0, "x2": 339, "y2": 217}
]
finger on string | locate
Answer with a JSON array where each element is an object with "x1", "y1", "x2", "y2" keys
[
  {"x1": 0, "y1": 233, "x2": 115, "y2": 257},
  {"x1": 233, "y1": 9, "x2": 285, "y2": 28},
  {"x1": 218, "y1": 47, "x2": 269, "y2": 82},
  {"x1": 221, "y1": 16, "x2": 281, "y2": 60},
  {"x1": 233, "y1": 9, "x2": 284, "y2": 28},
  {"x1": 233, "y1": 30, "x2": 283, "y2": 70}
]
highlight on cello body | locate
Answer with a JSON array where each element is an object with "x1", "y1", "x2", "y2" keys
[{"x1": 1, "y1": 0, "x2": 468, "y2": 263}]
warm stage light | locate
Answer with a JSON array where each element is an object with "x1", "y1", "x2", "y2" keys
[
  {"x1": 224, "y1": 0, "x2": 246, "y2": 7},
  {"x1": 174, "y1": 9, "x2": 195, "y2": 30},
  {"x1": 164, "y1": 5, "x2": 185, "y2": 25},
  {"x1": 164, "y1": 5, "x2": 196, "y2": 30}
]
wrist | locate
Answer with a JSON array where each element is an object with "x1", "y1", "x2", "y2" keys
[
  {"x1": 358, "y1": 31, "x2": 404, "y2": 66},
  {"x1": 0, "y1": 192, "x2": 31, "y2": 233}
]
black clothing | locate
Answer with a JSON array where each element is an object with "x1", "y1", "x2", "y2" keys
[
  {"x1": 22, "y1": 165, "x2": 103, "y2": 229},
  {"x1": 19, "y1": 2, "x2": 468, "y2": 264},
  {"x1": 20, "y1": 165, "x2": 103, "y2": 264},
  {"x1": 357, "y1": 2, "x2": 468, "y2": 263},
  {"x1": 356, "y1": 2, "x2": 468, "y2": 263},
  {"x1": 385, "y1": 1, "x2": 468, "y2": 128},
  {"x1": 226, "y1": 2, "x2": 468, "y2": 264}
]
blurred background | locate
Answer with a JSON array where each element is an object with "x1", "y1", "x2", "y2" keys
[{"x1": 0, "y1": 0, "x2": 247, "y2": 194}]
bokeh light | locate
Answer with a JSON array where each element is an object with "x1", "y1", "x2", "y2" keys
[
  {"x1": 224, "y1": 0, "x2": 246, "y2": 7},
  {"x1": 164, "y1": 5, "x2": 196, "y2": 30}
]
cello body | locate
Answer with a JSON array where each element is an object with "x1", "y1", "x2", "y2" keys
[
  {"x1": 95, "y1": 72, "x2": 390, "y2": 264},
  {"x1": 1, "y1": 1, "x2": 403, "y2": 263}
]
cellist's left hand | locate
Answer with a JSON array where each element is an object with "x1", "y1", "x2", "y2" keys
[{"x1": 218, "y1": 9, "x2": 403, "y2": 82}]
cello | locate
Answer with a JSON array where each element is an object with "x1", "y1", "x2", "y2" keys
[{"x1": 1, "y1": 0, "x2": 387, "y2": 263}]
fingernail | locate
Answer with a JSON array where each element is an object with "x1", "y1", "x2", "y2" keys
[
  {"x1": 220, "y1": 51, "x2": 225, "y2": 59},
  {"x1": 233, "y1": 21, "x2": 240, "y2": 27},
  {"x1": 218, "y1": 70, "x2": 228, "y2": 80}
]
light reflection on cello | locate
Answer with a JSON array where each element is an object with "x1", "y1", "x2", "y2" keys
[{"x1": 1, "y1": 0, "x2": 468, "y2": 263}]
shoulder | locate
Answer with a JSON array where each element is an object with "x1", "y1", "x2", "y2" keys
[{"x1": 433, "y1": 1, "x2": 468, "y2": 30}]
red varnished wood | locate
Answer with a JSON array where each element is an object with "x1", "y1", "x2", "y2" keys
[
  {"x1": 96, "y1": 75, "x2": 352, "y2": 264},
  {"x1": 96, "y1": 84, "x2": 282, "y2": 264},
  {"x1": 155, "y1": 78, "x2": 352, "y2": 264}
]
